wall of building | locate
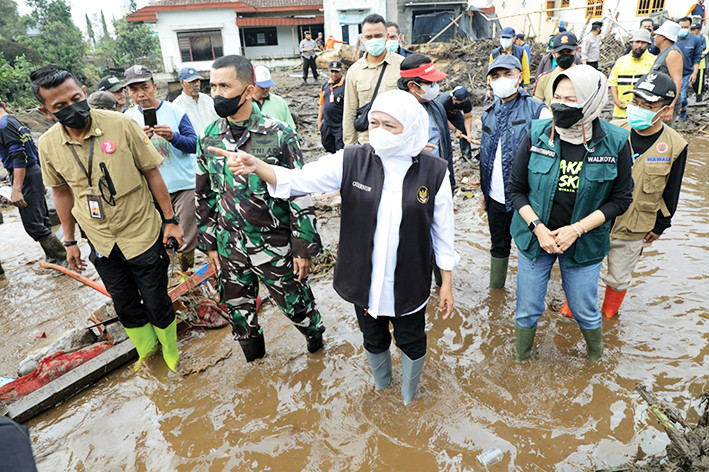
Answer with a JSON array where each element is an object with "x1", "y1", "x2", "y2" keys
[
  {"x1": 155, "y1": 9, "x2": 241, "y2": 74},
  {"x1": 242, "y1": 25, "x2": 300, "y2": 58},
  {"x1": 323, "y1": 0, "x2": 387, "y2": 44},
  {"x1": 491, "y1": 0, "x2": 696, "y2": 44}
]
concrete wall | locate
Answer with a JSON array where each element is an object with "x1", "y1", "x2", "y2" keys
[
  {"x1": 491, "y1": 0, "x2": 697, "y2": 43},
  {"x1": 155, "y1": 9, "x2": 241, "y2": 74},
  {"x1": 242, "y1": 25, "x2": 299, "y2": 58},
  {"x1": 323, "y1": 0, "x2": 387, "y2": 44}
]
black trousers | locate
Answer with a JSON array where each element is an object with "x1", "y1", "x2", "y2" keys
[
  {"x1": 449, "y1": 112, "x2": 472, "y2": 158},
  {"x1": 302, "y1": 57, "x2": 319, "y2": 81},
  {"x1": 355, "y1": 305, "x2": 427, "y2": 360},
  {"x1": 8, "y1": 164, "x2": 52, "y2": 241},
  {"x1": 320, "y1": 122, "x2": 344, "y2": 153},
  {"x1": 486, "y1": 198, "x2": 514, "y2": 259},
  {"x1": 89, "y1": 237, "x2": 175, "y2": 329},
  {"x1": 587, "y1": 61, "x2": 599, "y2": 70}
]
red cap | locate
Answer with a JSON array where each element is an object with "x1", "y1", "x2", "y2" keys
[{"x1": 399, "y1": 62, "x2": 447, "y2": 82}]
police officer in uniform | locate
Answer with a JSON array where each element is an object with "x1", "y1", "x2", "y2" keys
[{"x1": 318, "y1": 60, "x2": 346, "y2": 153}]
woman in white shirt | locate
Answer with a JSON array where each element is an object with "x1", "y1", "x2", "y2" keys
[{"x1": 209, "y1": 90, "x2": 456, "y2": 405}]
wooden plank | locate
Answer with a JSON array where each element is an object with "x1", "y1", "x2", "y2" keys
[{"x1": 7, "y1": 341, "x2": 137, "y2": 423}]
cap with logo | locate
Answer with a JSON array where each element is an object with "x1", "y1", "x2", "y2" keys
[
  {"x1": 500, "y1": 27, "x2": 516, "y2": 38},
  {"x1": 487, "y1": 54, "x2": 523, "y2": 75},
  {"x1": 630, "y1": 28, "x2": 652, "y2": 44},
  {"x1": 552, "y1": 32, "x2": 578, "y2": 52},
  {"x1": 328, "y1": 60, "x2": 343, "y2": 71},
  {"x1": 178, "y1": 67, "x2": 202, "y2": 82},
  {"x1": 625, "y1": 72, "x2": 677, "y2": 102},
  {"x1": 654, "y1": 20, "x2": 680, "y2": 43},
  {"x1": 451, "y1": 86, "x2": 469, "y2": 100},
  {"x1": 124, "y1": 65, "x2": 154, "y2": 86},
  {"x1": 253, "y1": 65, "x2": 276, "y2": 88},
  {"x1": 97, "y1": 75, "x2": 124, "y2": 93},
  {"x1": 400, "y1": 61, "x2": 448, "y2": 82},
  {"x1": 88, "y1": 91, "x2": 118, "y2": 110}
]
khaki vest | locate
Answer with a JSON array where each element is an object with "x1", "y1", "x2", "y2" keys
[{"x1": 610, "y1": 121, "x2": 686, "y2": 239}]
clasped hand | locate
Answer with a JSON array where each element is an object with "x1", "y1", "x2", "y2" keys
[{"x1": 536, "y1": 224, "x2": 580, "y2": 254}]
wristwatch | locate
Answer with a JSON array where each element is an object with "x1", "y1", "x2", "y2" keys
[
  {"x1": 163, "y1": 214, "x2": 180, "y2": 225},
  {"x1": 528, "y1": 219, "x2": 542, "y2": 233}
]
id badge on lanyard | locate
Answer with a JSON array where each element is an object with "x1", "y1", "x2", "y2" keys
[
  {"x1": 329, "y1": 92, "x2": 335, "y2": 103},
  {"x1": 67, "y1": 136, "x2": 105, "y2": 220}
]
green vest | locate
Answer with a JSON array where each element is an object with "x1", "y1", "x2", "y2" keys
[{"x1": 510, "y1": 119, "x2": 630, "y2": 268}]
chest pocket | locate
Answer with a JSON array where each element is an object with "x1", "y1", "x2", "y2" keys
[
  {"x1": 582, "y1": 162, "x2": 617, "y2": 198},
  {"x1": 528, "y1": 153, "x2": 556, "y2": 191},
  {"x1": 642, "y1": 162, "x2": 671, "y2": 194}
]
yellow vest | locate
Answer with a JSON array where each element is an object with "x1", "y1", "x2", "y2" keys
[{"x1": 610, "y1": 121, "x2": 687, "y2": 240}]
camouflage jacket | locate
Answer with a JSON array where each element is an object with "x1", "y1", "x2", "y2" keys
[{"x1": 196, "y1": 103, "x2": 321, "y2": 258}]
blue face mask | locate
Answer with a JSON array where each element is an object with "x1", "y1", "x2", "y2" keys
[
  {"x1": 678, "y1": 28, "x2": 690, "y2": 38},
  {"x1": 626, "y1": 103, "x2": 663, "y2": 130}
]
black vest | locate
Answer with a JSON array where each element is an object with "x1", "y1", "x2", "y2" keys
[{"x1": 333, "y1": 144, "x2": 448, "y2": 315}]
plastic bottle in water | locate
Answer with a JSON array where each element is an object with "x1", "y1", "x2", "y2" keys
[{"x1": 476, "y1": 447, "x2": 503, "y2": 466}]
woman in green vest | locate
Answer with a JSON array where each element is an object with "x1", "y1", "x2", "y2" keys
[{"x1": 507, "y1": 65, "x2": 634, "y2": 361}]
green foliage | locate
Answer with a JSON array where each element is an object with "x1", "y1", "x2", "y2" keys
[
  {"x1": 100, "y1": 10, "x2": 110, "y2": 41},
  {"x1": 0, "y1": 54, "x2": 36, "y2": 108},
  {"x1": 111, "y1": 18, "x2": 162, "y2": 69},
  {"x1": 0, "y1": 0, "x2": 26, "y2": 40},
  {"x1": 86, "y1": 13, "x2": 95, "y2": 48},
  {"x1": 0, "y1": 40, "x2": 42, "y2": 65}
]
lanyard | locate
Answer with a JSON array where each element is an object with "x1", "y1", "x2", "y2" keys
[{"x1": 66, "y1": 136, "x2": 97, "y2": 187}]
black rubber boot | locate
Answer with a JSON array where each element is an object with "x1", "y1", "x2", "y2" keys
[
  {"x1": 39, "y1": 234, "x2": 68, "y2": 266},
  {"x1": 0, "y1": 259, "x2": 5, "y2": 279},
  {"x1": 306, "y1": 333, "x2": 324, "y2": 353},
  {"x1": 238, "y1": 333, "x2": 266, "y2": 362}
]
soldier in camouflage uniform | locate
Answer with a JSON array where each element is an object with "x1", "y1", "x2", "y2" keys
[{"x1": 196, "y1": 54, "x2": 325, "y2": 362}]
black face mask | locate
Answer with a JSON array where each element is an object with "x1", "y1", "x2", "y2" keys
[
  {"x1": 556, "y1": 53, "x2": 575, "y2": 70},
  {"x1": 214, "y1": 89, "x2": 247, "y2": 118},
  {"x1": 54, "y1": 100, "x2": 91, "y2": 130},
  {"x1": 551, "y1": 102, "x2": 584, "y2": 129},
  {"x1": 632, "y1": 49, "x2": 645, "y2": 59}
]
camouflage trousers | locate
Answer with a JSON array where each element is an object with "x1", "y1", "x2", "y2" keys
[{"x1": 217, "y1": 228, "x2": 324, "y2": 340}]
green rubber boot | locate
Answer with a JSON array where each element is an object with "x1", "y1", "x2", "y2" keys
[
  {"x1": 580, "y1": 326, "x2": 603, "y2": 361},
  {"x1": 489, "y1": 256, "x2": 509, "y2": 289},
  {"x1": 515, "y1": 325, "x2": 536, "y2": 361},
  {"x1": 0, "y1": 258, "x2": 5, "y2": 279},
  {"x1": 154, "y1": 319, "x2": 180, "y2": 372},
  {"x1": 39, "y1": 234, "x2": 68, "y2": 267},
  {"x1": 124, "y1": 323, "x2": 159, "y2": 370}
]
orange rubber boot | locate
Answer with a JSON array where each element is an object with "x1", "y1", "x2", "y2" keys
[
  {"x1": 601, "y1": 285, "x2": 627, "y2": 318},
  {"x1": 559, "y1": 300, "x2": 573, "y2": 318}
]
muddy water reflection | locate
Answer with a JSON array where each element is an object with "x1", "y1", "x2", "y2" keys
[{"x1": 17, "y1": 138, "x2": 709, "y2": 470}]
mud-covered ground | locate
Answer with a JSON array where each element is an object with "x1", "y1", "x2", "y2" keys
[{"x1": 1, "y1": 67, "x2": 707, "y2": 471}]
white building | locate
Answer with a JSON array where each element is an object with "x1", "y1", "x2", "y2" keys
[
  {"x1": 488, "y1": 0, "x2": 700, "y2": 43},
  {"x1": 127, "y1": 0, "x2": 324, "y2": 73},
  {"x1": 323, "y1": 0, "x2": 389, "y2": 45}
]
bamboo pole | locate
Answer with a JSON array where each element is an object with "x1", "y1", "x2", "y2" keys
[
  {"x1": 486, "y1": 3, "x2": 603, "y2": 22},
  {"x1": 426, "y1": 11, "x2": 465, "y2": 44}
]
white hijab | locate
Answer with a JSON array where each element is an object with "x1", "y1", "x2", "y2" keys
[
  {"x1": 368, "y1": 90, "x2": 429, "y2": 158},
  {"x1": 553, "y1": 65, "x2": 608, "y2": 145}
]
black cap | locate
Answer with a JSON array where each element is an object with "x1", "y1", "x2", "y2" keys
[
  {"x1": 592, "y1": 21, "x2": 603, "y2": 29},
  {"x1": 552, "y1": 32, "x2": 578, "y2": 52},
  {"x1": 625, "y1": 72, "x2": 677, "y2": 102},
  {"x1": 515, "y1": 33, "x2": 525, "y2": 40},
  {"x1": 328, "y1": 60, "x2": 343, "y2": 71},
  {"x1": 451, "y1": 86, "x2": 469, "y2": 100},
  {"x1": 97, "y1": 75, "x2": 124, "y2": 93}
]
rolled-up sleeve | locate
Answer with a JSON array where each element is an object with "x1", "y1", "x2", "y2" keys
[{"x1": 431, "y1": 172, "x2": 458, "y2": 271}]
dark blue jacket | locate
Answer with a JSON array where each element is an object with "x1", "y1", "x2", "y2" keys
[
  {"x1": 423, "y1": 99, "x2": 455, "y2": 188},
  {"x1": 676, "y1": 33, "x2": 703, "y2": 76},
  {"x1": 480, "y1": 89, "x2": 545, "y2": 211}
]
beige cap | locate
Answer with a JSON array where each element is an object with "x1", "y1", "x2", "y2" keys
[{"x1": 630, "y1": 28, "x2": 652, "y2": 44}]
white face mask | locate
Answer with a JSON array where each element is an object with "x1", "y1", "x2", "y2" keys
[
  {"x1": 490, "y1": 75, "x2": 520, "y2": 99},
  {"x1": 368, "y1": 127, "x2": 407, "y2": 158},
  {"x1": 415, "y1": 82, "x2": 440, "y2": 101},
  {"x1": 500, "y1": 38, "x2": 513, "y2": 49}
]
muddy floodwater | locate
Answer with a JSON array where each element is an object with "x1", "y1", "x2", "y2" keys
[{"x1": 1, "y1": 136, "x2": 707, "y2": 471}]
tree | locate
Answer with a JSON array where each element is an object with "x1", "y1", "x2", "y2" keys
[
  {"x1": 25, "y1": 0, "x2": 89, "y2": 81},
  {"x1": 112, "y1": 18, "x2": 161, "y2": 69},
  {"x1": 100, "y1": 10, "x2": 110, "y2": 41},
  {"x1": 0, "y1": 0, "x2": 27, "y2": 40},
  {"x1": 85, "y1": 13, "x2": 95, "y2": 49}
]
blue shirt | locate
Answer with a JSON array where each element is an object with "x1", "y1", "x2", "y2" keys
[
  {"x1": 0, "y1": 114, "x2": 39, "y2": 169},
  {"x1": 676, "y1": 33, "x2": 703, "y2": 76},
  {"x1": 426, "y1": 107, "x2": 440, "y2": 156},
  {"x1": 125, "y1": 101, "x2": 197, "y2": 193},
  {"x1": 521, "y1": 43, "x2": 532, "y2": 67}
]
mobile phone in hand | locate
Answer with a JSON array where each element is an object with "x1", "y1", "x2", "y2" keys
[{"x1": 142, "y1": 107, "x2": 157, "y2": 128}]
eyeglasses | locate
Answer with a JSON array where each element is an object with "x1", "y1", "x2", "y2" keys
[
  {"x1": 98, "y1": 162, "x2": 116, "y2": 206},
  {"x1": 628, "y1": 97, "x2": 664, "y2": 112}
]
